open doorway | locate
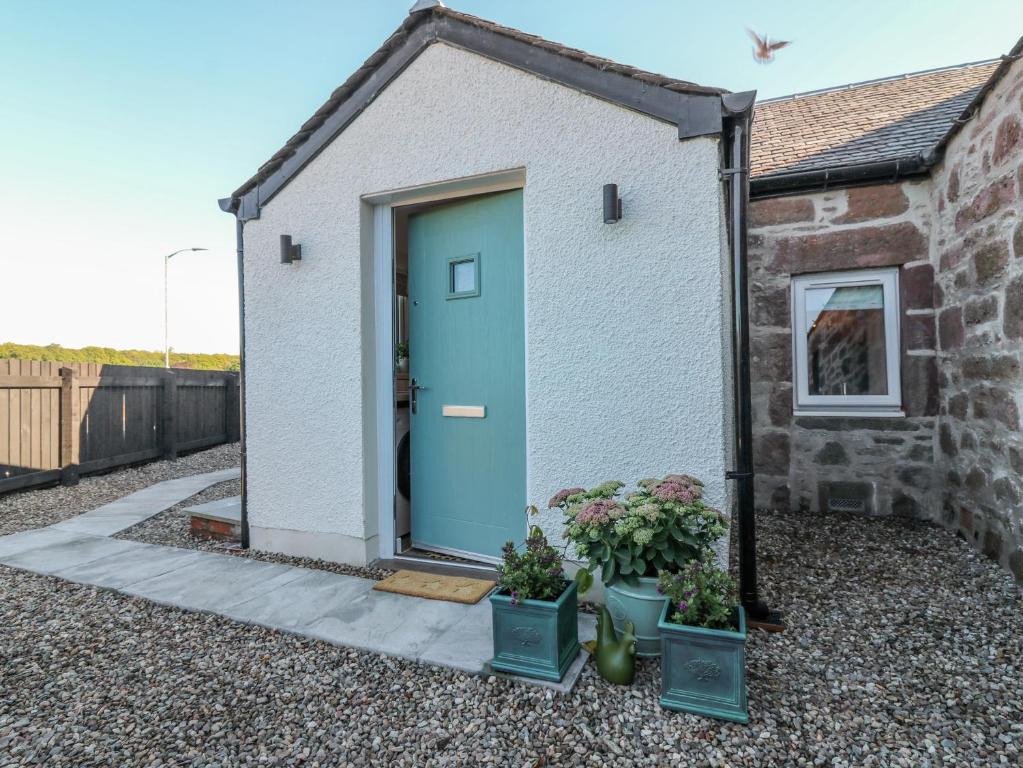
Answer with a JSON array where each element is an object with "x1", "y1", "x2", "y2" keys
[{"x1": 389, "y1": 189, "x2": 526, "y2": 568}]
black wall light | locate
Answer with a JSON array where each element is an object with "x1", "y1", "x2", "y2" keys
[
  {"x1": 603, "y1": 183, "x2": 623, "y2": 224},
  {"x1": 280, "y1": 235, "x2": 302, "y2": 264}
]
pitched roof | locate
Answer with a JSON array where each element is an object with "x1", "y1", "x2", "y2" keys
[
  {"x1": 228, "y1": 4, "x2": 725, "y2": 207},
  {"x1": 751, "y1": 60, "x2": 1000, "y2": 179}
]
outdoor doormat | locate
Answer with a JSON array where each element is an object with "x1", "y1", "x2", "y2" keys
[{"x1": 373, "y1": 570, "x2": 496, "y2": 604}]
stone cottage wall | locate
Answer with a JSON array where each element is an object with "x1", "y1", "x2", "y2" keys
[
  {"x1": 931, "y1": 57, "x2": 1023, "y2": 581},
  {"x1": 747, "y1": 181, "x2": 941, "y2": 517}
]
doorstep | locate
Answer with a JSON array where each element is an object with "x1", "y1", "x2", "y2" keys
[
  {"x1": 371, "y1": 555, "x2": 498, "y2": 582},
  {"x1": 185, "y1": 495, "x2": 242, "y2": 541}
]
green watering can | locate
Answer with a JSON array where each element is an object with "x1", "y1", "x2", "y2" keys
[{"x1": 594, "y1": 604, "x2": 637, "y2": 685}]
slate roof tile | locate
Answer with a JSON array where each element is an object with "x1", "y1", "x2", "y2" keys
[{"x1": 751, "y1": 61, "x2": 1000, "y2": 178}]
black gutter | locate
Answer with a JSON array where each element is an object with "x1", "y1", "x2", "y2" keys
[
  {"x1": 219, "y1": 197, "x2": 250, "y2": 549},
  {"x1": 750, "y1": 154, "x2": 931, "y2": 199},
  {"x1": 721, "y1": 90, "x2": 782, "y2": 627}
]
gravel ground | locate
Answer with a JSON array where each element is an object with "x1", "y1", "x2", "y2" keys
[
  {"x1": 0, "y1": 444, "x2": 240, "y2": 537},
  {"x1": 114, "y1": 479, "x2": 395, "y2": 581},
  {"x1": 2, "y1": 499, "x2": 1021, "y2": 766}
]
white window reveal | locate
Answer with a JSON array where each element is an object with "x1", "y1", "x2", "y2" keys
[{"x1": 791, "y1": 268, "x2": 902, "y2": 416}]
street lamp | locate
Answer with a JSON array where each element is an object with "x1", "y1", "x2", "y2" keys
[{"x1": 165, "y1": 248, "x2": 207, "y2": 368}]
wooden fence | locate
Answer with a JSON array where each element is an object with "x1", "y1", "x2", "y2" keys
[{"x1": 0, "y1": 359, "x2": 239, "y2": 494}]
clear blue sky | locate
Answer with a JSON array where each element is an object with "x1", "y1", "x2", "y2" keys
[{"x1": 2, "y1": 1, "x2": 1020, "y2": 355}]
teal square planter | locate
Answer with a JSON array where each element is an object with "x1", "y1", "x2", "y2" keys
[
  {"x1": 490, "y1": 580, "x2": 580, "y2": 682},
  {"x1": 658, "y1": 603, "x2": 748, "y2": 723}
]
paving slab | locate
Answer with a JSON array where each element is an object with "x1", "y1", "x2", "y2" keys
[
  {"x1": 0, "y1": 534, "x2": 143, "y2": 576},
  {"x1": 221, "y1": 568, "x2": 375, "y2": 631},
  {"x1": 303, "y1": 585, "x2": 472, "y2": 659},
  {"x1": 52, "y1": 467, "x2": 239, "y2": 536},
  {"x1": 122, "y1": 552, "x2": 309, "y2": 613},
  {"x1": 55, "y1": 543, "x2": 209, "y2": 590},
  {"x1": 0, "y1": 527, "x2": 82, "y2": 559}
]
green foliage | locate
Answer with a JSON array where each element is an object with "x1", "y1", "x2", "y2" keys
[
  {"x1": 0, "y1": 342, "x2": 239, "y2": 372},
  {"x1": 658, "y1": 559, "x2": 738, "y2": 631},
  {"x1": 497, "y1": 525, "x2": 567, "y2": 604},
  {"x1": 552, "y1": 474, "x2": 728, "y2": 586},
  {"x1": 574, "y1": 567, "x2": 594, "y2": 595}
]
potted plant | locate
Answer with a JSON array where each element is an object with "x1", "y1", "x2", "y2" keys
[
  {"x1": 551, "y1": 475, "x2": 728, "y2": 656},
  {"x1": 395, "y1": 342, "x2": 409, "y2": 374},
  {"x1": 657, "y1": 561, "x2": 748, "y2": 723},
  {"x1": 489, "y1": 525, "x2": 580, "y2": 682}
]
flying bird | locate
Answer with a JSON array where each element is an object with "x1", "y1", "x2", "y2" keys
[{"x1": 747, "y1": 29, "x2": 791, "y2": 64}]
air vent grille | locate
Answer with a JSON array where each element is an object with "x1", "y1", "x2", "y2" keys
[{"x1": 828, "y1": 496, "x2": 866, "y2": 513}]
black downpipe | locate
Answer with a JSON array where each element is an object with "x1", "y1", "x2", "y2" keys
[
  {"x1": 233, "y1": 216, "x2": 249, "y2": 549},
  {"x1": 721, "y1": 92, "x2": 778, "y2": 624}
]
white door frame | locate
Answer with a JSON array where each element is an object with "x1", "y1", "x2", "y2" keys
[{"x1": 364, "y1": 168, "x2": 526, "y2": 561}]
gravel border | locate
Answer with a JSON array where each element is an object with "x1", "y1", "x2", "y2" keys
[
  {"x1": 2, "y1": 496, "x2": 1021, "y2": 765},
  {"x1": 0, "y1": 444, "x2": 240, "y2": 537}
]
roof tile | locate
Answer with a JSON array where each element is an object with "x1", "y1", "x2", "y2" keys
[{"x1": 751, "y1": 61, "x2": 999, "y2": 178}]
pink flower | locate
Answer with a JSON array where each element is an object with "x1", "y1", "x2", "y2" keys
[
  {"x1": 652, "y1": 478, "x2": 699, "y2": 504},
  {"x1": 548, "y1": 487, "x2": 586, "y2": 508},
  {"x1": 575, "y1": 498, "x2": 620, "y2": 525}
]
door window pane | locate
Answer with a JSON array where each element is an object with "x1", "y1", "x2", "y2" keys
[
  {"x1": 447, "y1": 254, "x2": 480, "y2": 299},
  {"x1": 804, "y1": 284, "x2": 887, "y2": 396},
  {"x1": 452, "y1": 260, "x2": 476, "y2": 294}
]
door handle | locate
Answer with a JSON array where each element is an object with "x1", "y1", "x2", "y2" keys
[{"x1": 409, "y1": 378, "x2": 428, "y2": 414}]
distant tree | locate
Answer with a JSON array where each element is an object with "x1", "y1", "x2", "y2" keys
[{"x1": 0, "y1": 342, "x2": 239, "y2": 372}]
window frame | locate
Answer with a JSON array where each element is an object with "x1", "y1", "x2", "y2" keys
[
  {"x1": 790, "y1": 267, "x2": 902, "y2": 416},
  {"x1": 446, "y1": 253, "x2": 481, "y2": 300}
]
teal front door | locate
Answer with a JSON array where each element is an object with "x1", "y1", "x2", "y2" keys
[{"x1": 407, "y1": 190, "x2": 525, "y2": 560}]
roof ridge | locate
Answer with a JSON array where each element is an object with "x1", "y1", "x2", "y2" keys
[
  {"x1": 757, "y1": 59, "x2": 1000, "y2": 105},
  {"x1": 435, "y1": 6, "x2": 721, "y2": 95}
]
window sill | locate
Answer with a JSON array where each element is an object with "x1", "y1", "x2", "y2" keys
[{"x1": 793, "y1": 409, "x2": 906, "y2": 418}]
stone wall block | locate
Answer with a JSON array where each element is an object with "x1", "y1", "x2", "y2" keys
[
  {"x1": 902, "y1": 356, "x2": 939, "y2": 417},
  {"x1": 954, "y1": 173, "x2": 1016, "y2": 232},
  {"x1": 901, "y1": 312, "x2": 935, "y2": 350},
  {"x1": 768, "y1": 383, "x2": 793, "y2": 427},
  {"x1": 1003, "y1": 275, "x2": 1023, "y2": 339},
  {"x1": 963, "y1": 295, "x2": 999, "y2": 325},
  {"x1": 971, "y1": 385, "x2": 1021, "y2": 429},
  {"x1": 754, "y1": 431, "x2": 790, "y2": 476},
  {"x1": 901, "y1": 263, "x2": 935, "y2": 309},
  {"x1": 750, "y1": 197, "x2": 815, "y2": 228},
  {"x1": 948, "y1": 392, "x2": 969, "y2": 420},
  {"x1": 751, "y1": 331, "x2": 791, "y2": 381},
  {"x1": 939, "y1": 423, "x2": 958, "y2": 456},
  {"x1": 938, "y1": 307, "x2": 965, "y2": 350},
  {"x1": 973, "y1": 239, "x2": 1010, "y2": 285},
  {"x1": 774, "y1": 222, "x2": 927, "y2": 272},
  {"x1": 992, "y1": 115, "x2": 1023, "y2": 167},
  {"x1": 834, "y1": 185, "x2": 910, "y2": 224},
  {"x1": 751, "y1": 282, "x2": 790, "y2": 327}
]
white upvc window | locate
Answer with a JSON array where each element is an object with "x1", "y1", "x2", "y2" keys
[{"x1": 791, "y1": 268, "x2": 902, "y2": 416}]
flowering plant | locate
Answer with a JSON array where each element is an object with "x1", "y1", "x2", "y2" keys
[
  {"x1": 496, "y1": 525, "x2": 567, "y2": 604},
  {"x1": 551, "y1": 475, "x2": 728, "y2": 585},
  {"x1": 657, "y1": 560, "x2": 738, "y2": 630}
]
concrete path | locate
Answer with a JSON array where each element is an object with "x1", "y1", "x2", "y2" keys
[
  {"x1": 0, "y1": 469, "x2": 595, "y2": 691},
  {"x1": 52, "y1": 468, "x2": 240, "y2": 536}
]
